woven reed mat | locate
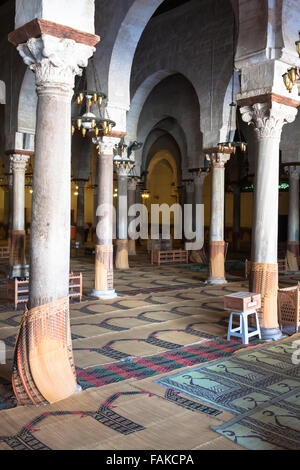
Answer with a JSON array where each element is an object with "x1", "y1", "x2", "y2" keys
[
  {"x1": 12, "y1": 297, "x2": 77, "y2": 406},
  {"x1": 0, "y1": 381, "x2": 240, "y2": 450},
  {"x1": 72, "y1": 316, "x2": 214, "y2": 368}
]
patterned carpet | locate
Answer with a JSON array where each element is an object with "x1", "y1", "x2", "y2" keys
[
  {"x1": 156, "y1": 337, "x2": 300, "y2": 450},
  {"x1": 0, "y1": 252, "x2": 299, "y2": 450}
]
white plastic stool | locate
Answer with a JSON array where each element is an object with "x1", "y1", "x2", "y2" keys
[{"x1": 227, "y1": 309, "x2": 261, "y2": 345}]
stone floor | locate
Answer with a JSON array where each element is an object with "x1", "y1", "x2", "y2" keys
[{"x1": 0, "y1": 250, "x2": 298, "y2": 450}]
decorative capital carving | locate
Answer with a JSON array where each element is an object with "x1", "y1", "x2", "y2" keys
[
  {"x1": 285, "y1": 165, "x2": 300, "y2": 180},
  {"x1": 192, "y1": 170, "x2": 209, "y2": 186},
  {"x1": 206, "y1": 153, "x2": 230, "y2": 169},
  {"x1": 10, "y1": 154, "x2": 29, "y2": 172},
  {"x1": 94, "y1": 136, "x2": 120, "y2": 157},
  {"x1": 115, "y1": 164, "x2": 133, "y2": 177},
  {"x1": 184, "y1": 180, "x2": 194, "y2": 193},
  {"x1": 128, "y1": 178, "x2": 138, "y2": 191},
  {"x1": 240, "y1": 101, "x2": 298, "y2": 140},
  {"x1": 17, "y1": 35, "x2": 95, "y2": 93}
]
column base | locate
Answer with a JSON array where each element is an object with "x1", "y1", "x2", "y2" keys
[
  {"x1": 91, "y1": 289, "x2": 118, "y2": 300},
  {"x1": 260, "y1": 327, "x2": 287, "y2": 342},
  {"x1": 75, "y1": 226, "x2": 86, "y2": 246},
  {"x1": 128, "y1": 239, "x2": 136, "y2": 256},
  {"x1": 286, "y1": 241, "x2": 300, "y2": 271},
  {"x1": 115, "y1": 239, "x2": 129, "y2": 270},
  {"x1": 208, "y1": 241, "x2": 226, "y2": 281},
  {"x1": 206, "y1": 277, "x2": 227, "y2": 285},
  {"x1": 9, "y1": 264, "x2": 30, "y2": 279}
]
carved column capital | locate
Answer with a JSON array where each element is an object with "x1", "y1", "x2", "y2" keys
[
  {"x1": 128, "y1": 178, "x2": 138, "y2": 191},
  {"x1": 183, "y1": 180, "x2": 194, "y2": 193},
  {"x1": 240, "y1": 101, "x2": 298, "y2": 141},
  {"x1": 10, "y1": 154, "x2": 29, "y2": 173},
  {"x1": 94, "y1": 136, "x2": 120, "y2": 157},
  {"x1": 17, "y1": 35, "x2": 95, "y2": 94},
  {"x1": 285, "y1": 165, "x2": 300, "y2": 180},
  {"x1": 206, "y1": 153, "x2": 230, "y2": 169},
  {"x1": 115, "y1": 163, "x2": 133, "y2": 178},
  {"x1": 192, "y1": 170, "x2": 209, "y2": 186}
]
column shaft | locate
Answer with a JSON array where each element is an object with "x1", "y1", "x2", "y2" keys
[
  {"x1": 30, "y1": 88, "x2": 71, "y2": 306},
  {"x1": 207, "y1": 153, "x2": 230, "y2": 284},
  {"x1": 92, "y1": 137, "x2": 117, "y2": 299},
  {"x1": 75, "y1": 181, "x2": 85, "y2": 245},
  {"x1": 9, "y1": 154, "x2": 29, "y2": 278},
  {"x1": 128, "y1": 179, "x2": 137, "y2": 255},
  {"x1": 286, "y1": 167, "x2": 300, "y2": 269},
  {"x1": 233, "y1": 185, "x2": 241, "y2": 252},
  {"x1": 115, "y1": 165, "x2": 131, "y2": 270}
]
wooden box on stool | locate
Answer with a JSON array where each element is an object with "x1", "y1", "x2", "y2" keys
[{"x1": 224, "y1": 292, "x2": 262, "y2": 345}]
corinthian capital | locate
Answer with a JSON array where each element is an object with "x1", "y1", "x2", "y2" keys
[
  {"x1": 128, "y1": 178, "x2": 138, "y2": 191},
  {"x1": 10, "y1": 154, "x2": 29, "y2": 172},
  {"x1": 206, "y1": 153, "x2": 230, "y2": 169},
  {"x1": 192, "y1": 170, "x2": 209, "y2": 186},
  {"x1": 115, "y1": 163, "x2": 134, "y2": 177},
  {"x1": 94, "y1": 136, "x2": 120, "y2": 157},
  {"x1": 285, "y1": 165, "x2": 300, "y2": 180},
  {"x1": 17, "y1": 35, "x2": 95, "y2": 92},
  {"x1": 240, "y1": 101, "x2": 297, "y2": 140}
]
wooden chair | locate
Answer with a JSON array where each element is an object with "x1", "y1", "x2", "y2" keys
[
  {"x1": 151, "y1": 249, "x2": 188, "y2": 265},
  {"x1": 0, "y1": 246, "x2": 9, "y2": 261},
  {"x1": 7, "y1": 272, "x2": 83, "y2": 310},
  {"x1": 278, "y1": 283, "x2": 300, "y2": 333}
]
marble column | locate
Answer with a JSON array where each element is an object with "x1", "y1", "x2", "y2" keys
[
  {"x1": 206, "y1": 153, "x2": 231, "y2": 284},
  {"x1": 285, "y1": 165, "x2": 300, "y2": 269},
  {"x1": 92, "y1": 136, "x2": 119, "y2": 299},
  {"x1": 115, "y1": 164, "x2": 131, "y2": 269},
  {"x1": 128, "y1": 177, "x2": 137, "y2": 256},
  {"x1": 75, "y1": 179, "x2": 86, "y2": 246},
  {"x1": 240, "y1": 100, "x2": 298, "y2": 341},
  {"x1": 189, "y1": 170, "x2": 208, "y2": 263},
  {"x1": 9, "y1": 153, "x2": 29, "y2": 278},
  {"x1": 232, "y1": 183, "x2": 241, "y2": 252},
  {"x1": 12, "y1": 34, "x2": 96, "y2": 405},
  {"x1": 7, "y1": 162, "x2": 13, "y2": 246}
]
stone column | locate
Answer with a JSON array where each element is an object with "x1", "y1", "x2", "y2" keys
[
  {"x1": 12, "y1": 34, "x2": 96, "y2": 405},
  {"x1": 285, "y1": 165, "x2": 300, "y2": 269},
  {"x1": 128, "y1": 177, "x2": 137, "y2": 256},
  {"x1": 240, "y1": 100, "x2": 298, "y2": 341},
  {"x1": 7, "y1": 162, "x2": 13, "y2": 246},
  {"x1": 206, "y1": 153, "x2": 231, "y2": 284},
  {"x1": 190, "y1": 170, "x2": 208, "y2": 263},
  {"x1": 232, "y1": 183, "x2": 241, "y2": 252},
  {"x1": 9, "y1": 153, "x2": 29, "y2": 278},
  {"x1": 75, "y1": 179, "x2": 86, "y2": 246},
  {"x1": 92, "y1": 136, "x2": 119, "y2": 300},
  {"x1": 115, "y1": 164, "x2": 131, "y2": 269}
]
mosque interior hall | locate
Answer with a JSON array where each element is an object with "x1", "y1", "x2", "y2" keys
[{"x1": 0, "y1": 0, "x2": 299, "y2": 452}]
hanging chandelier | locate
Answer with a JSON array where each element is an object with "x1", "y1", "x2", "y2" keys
[
  {"x1": 113, "y1": 139, "x2": 135, "y2": 170},
  {"x1": 282, "y1": 33, "x2": 300, "y2": 94},
  {"x1": 217, "y1": 17, "x2": 247, "y2": 154},
  {"x1": 71, "y1": 58, "x2": 116, "y2": 138},
  {"x1": 217, "y1": 83, "x2": 247, "y2": 154}
]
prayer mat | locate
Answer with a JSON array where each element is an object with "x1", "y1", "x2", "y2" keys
[
  {"x1": 212, "y1": 386, "x2": 300, "y2": 450},
  {"x1": 76, "y1": 338, "x2": 260, "y2": 390},
  {"x1": 156, "y1": 338, "x2": 300, "y2": 415},
  {"x1": 0, "y1": 382, "x2": 230, "y2": 450}
]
